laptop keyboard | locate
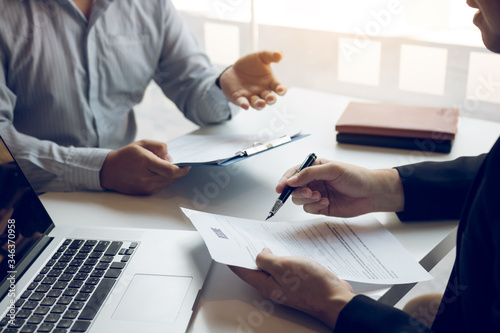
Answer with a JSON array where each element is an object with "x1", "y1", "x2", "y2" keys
[{"x1": 0, "y1": 238, "x2": 138, "y2": 333}]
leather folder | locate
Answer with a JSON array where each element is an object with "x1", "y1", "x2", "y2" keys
[{"x1": 335, "y1": 102, "x2": 459, "y2": 153}]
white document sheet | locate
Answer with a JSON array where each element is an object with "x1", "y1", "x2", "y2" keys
[
  {"x1": 182, "y1": 208, "x2": 432, "y2": 285},
  {"x1": 166, "y1": 132, "x2": 305, "y2": 166},
  {"x1": 168, "y1": 134, "x2": 255, "y2": 165}
]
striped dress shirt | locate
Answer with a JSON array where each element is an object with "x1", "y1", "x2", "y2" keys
[{"x1": 0, "y1": 0, "x2": 233, "y2": 193}]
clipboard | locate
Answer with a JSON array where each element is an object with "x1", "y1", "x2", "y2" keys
[{"x1": 168, "y1": 132, "x2": 309, "y2": 167}]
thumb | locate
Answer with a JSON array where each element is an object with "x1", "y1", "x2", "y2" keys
[
  {"x1": 258, "y1": 50, "x2": 283, "y2": 65},
  {"x1": 137, "y1": 140, "x2": 169, "y2": 160},
  {"x1": 255, "y1": 248, "x2": 283, "y2": 277}
]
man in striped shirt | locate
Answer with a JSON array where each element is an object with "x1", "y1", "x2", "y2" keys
[{"x1": 0, "y1": 0, "x2": 286, "y2": 195}]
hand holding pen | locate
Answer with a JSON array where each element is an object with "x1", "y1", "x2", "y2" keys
[
  {"x1": 273, "y1": 157, "x2": 404, "y2": 218},
  {"x1": 266, "y1": 153, "x2": 317, "y2": 220}
]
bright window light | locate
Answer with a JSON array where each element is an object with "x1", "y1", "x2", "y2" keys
[{"x1": 173, "y1": 0, "x2": 481, "y2": 45}]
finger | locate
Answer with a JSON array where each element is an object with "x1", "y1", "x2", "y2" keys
[
  {"x1": 255, "y1": 248, "x2": 285, "y2": 278},
  {"x1": 229, "y1": 265, "x2": 280, "y2": 298},
  {"x1": 291, "y1": 189, "x2": 323, "y2": 206},
  {"x1": 276, "y1": 165, "x2": 302, "y2": 193},
  {"x1": 138, "y1": 140, "x2": 168, "y2": 159},
  {"x1": 273, "y1": 83, "x2": 287, "y2": 96},
  {"x1": 260, "y1": 90, "x2": 277, "y2": 105},
  {"x1": 303, "y1": 198, "x2": 330, "y2": 214},
  {"x1": 291, "y1": 187, "x2": 314, "y2": 199},
  {"x1": 340, "y1": 279, "x2": 354, "y2": 293},
  {"x1": 235, "y1": 96, "x2": 250, "y2": 110},
  {"x1": 287, "y1": 162, "x2": 337, "y2": 187},
  {"x1": 249, "y1": 95, "x2": 266, "y2": 110},
  {"x1": 173, "y1": 166, "x2": 191, "y2": 179},
  {"x1": 276, "y1": 159, "x2": 323, "y2": 192},
  {"x1": 258, "y1": 50, "x2": 283, "y2": 65},
  {"x1": 291, "y1": 190, "x2": 322, "y2": 203},
  {"x1": 271, "y1": 51, "x2": 283, "y2": 63},
  {"x1": 229, "y1": 266, "x2": 269, "y2": 286},
  {"x1": 147, "y1": 158, "x2": 191, "y2": 179},
  {"x1": 292, "y1": 196, "x2": 323, "y2": 206}
]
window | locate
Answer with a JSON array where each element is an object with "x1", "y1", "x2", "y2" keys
[{"x1": 172, "y1": 0, "x2": 500, "y2": 122}]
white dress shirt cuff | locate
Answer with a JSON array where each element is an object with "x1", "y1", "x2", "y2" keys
[
  {"x1": 64, "y1": 147, "x2": 111, "y2": 192},
  {"x1": 195, "y1": 82, "x2": 240, "y2": 125}
]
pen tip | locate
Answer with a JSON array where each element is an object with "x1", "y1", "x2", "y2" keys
[{"x1": 265, "y1": 213, "x2": 273, "y2": 221}]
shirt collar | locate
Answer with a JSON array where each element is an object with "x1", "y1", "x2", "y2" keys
[
  {"x1": 50, "y1": 0, "x2": 114, "y2": 27},
  {"x1": 89, "y1": 0, "x2": 114, "y2": 26}
]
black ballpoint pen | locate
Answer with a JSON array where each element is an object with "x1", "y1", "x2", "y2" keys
[{"x1": 266, "y1": 153, "x2": 317, "y2": 220}]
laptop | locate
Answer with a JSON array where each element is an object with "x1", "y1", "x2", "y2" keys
[{"x1": 0, "y1": 137, "x2": 212, "y2": 332}]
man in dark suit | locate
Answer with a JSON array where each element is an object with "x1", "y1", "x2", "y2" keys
[{"x1": 230, "y1": 0, "x2": 500, "y2": 331}]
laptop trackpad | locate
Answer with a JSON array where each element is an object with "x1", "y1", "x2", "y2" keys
[{"x1": 112, "y1": 274, "x2": 192, "y2": 323}]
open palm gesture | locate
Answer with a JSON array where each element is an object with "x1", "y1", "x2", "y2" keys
[{"x1": 219, "y1": 51, "x2": 287, "y2": 110}]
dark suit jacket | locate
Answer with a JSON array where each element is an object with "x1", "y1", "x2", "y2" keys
[{"x1": 335, "y1": 137, "x2": 500, "y2": 333}]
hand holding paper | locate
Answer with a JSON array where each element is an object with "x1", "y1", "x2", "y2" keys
[
  {"x1": 230, "y1": 248, "x2": 355, "y2": 330},
  {"x1": 181, "y1": 208, "x2": 431, "y2": 285}
]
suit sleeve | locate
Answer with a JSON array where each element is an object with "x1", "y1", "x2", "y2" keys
[
  {"x1": 334, "y1": 295, "x2": 433, "y2": 333},
  {"x1": 394, "y1": 155, "x2": 486, "y2": 221}
]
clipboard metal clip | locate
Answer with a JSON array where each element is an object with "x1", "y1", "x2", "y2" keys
[{"x1": 237, "y1": 135, "x2": 292, "y2": 157}]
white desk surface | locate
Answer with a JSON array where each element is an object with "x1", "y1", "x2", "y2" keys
[{"x1": 40, "y1": 88, "x2": 500, "y2": 332}]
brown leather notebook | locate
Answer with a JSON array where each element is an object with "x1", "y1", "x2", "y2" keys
[{"x1": 336, "y1": 102, "x2": 459, "y2": 141}]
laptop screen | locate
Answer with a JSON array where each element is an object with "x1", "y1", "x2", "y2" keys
[{"x1": 0, "y1": 138, "x2": 54, "y2": 288}]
